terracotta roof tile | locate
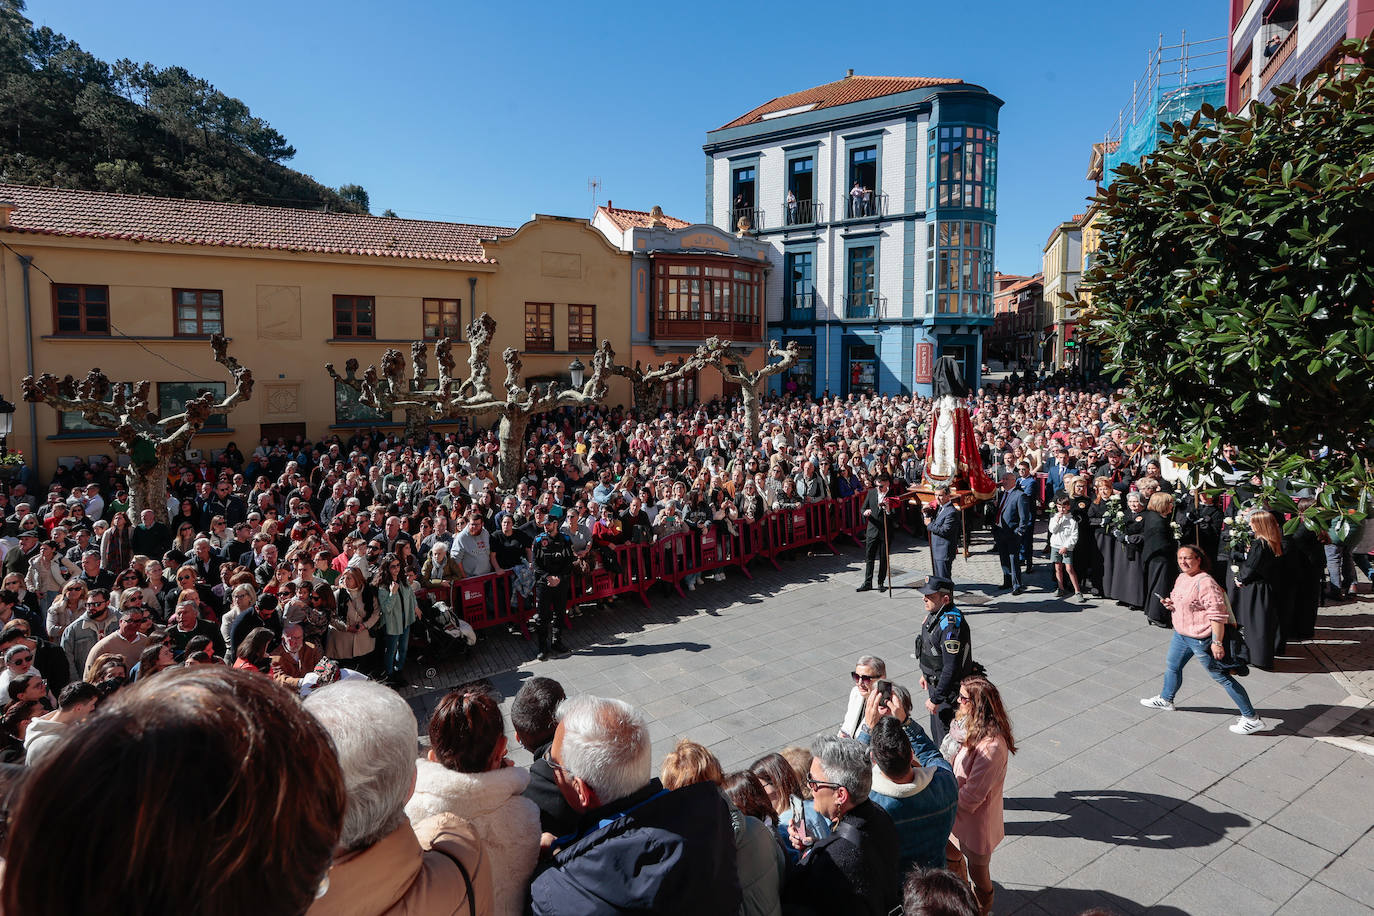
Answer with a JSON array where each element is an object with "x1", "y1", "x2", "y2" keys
[
  {"x1": 0, "y1": 183, "x2": 514, "y2": 263},
  {"x1": 596, "y1": 204, "x2": 691, "y2": 232},
  {"x1": 717, "y1": 75, "x2": 964, "y2": 130}
]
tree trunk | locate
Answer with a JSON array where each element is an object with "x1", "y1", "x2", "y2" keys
[
  {"x1": 739, "y1": 383, "x2": 761, "y2": 444},
  {"x1": 497, "y1": 410, "x2": 530, "y2": 493},
  {"x1": 127, "y1": 456, "x2": 172, "y2": 525},
  {"x1": 634, "y1": 378, "x2": 665, "y2": 415},
  {"x1": 403, "y1": 407, "x2": 429, "y2": 446}
]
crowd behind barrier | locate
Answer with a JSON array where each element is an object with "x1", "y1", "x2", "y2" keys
[{"x1": 1, "y1": 371, "x2": 1373, "y2": 915}]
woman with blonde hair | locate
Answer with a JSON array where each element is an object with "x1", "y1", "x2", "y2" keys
[
  {"x1": 664, "y1": 739, "x2": 783, "y2": 916},
  {"x1": 1232, "y1": 509, "x2": 1289, "y2": 670},
  {"x1": 946, "y1": 675, "x2": 1016, "y2": 916}
]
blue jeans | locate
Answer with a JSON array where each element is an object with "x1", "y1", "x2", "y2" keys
[
  {"x1": 381, "y1": 625, "x2": 411, "y2": 679},
  {"x1": 1161, "y1": 631, "x2": 1255, "y2": 717}
]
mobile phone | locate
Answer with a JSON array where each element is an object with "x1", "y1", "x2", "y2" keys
[
  {"x1": 790, "y1": 797, "x2": 809, "y2": 843},
  {"x1": 874, "y1": 679, "x2": 893, "y2": 708},
  {"x1": 1153, "y1": 592, "x2": 1167, "y2": 602}
]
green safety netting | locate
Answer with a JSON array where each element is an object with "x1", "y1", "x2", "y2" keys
[{"x1": 1105, "y1": 80, "x2": 1226, "y2": 184}]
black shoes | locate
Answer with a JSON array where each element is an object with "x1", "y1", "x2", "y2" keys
[
  {"x1": 878, "y1": 584, "x2": 888, "y2": 592},
  {"x1": 856, "y1": 583, "x2": 874, "y2": 592},
  {"x1": 1000, "y1": 579, "x2": 1013, "y2": 589},
  {"x1": 1012, "y1": 585, "x2": 1026, "y2": 596},
  {"x1": 550, "y1": 640, "x2": 571, "y2": 657}
]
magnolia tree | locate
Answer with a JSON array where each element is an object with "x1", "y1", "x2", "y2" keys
[
  {"x1": 697, "y1": 337, "x2": 800, "y2": 444},
  {"x1": 22, "y1": 335, "x2": 254, "y2": 522},
  {"x1": 326, "y1": 312, "x2": 613, "y2": 491},
  {"x1": 1080, "y1": 37, "x2": 1374, "y2": 532}
]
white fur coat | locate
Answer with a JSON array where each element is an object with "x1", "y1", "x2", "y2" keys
[{"x1": 405, "y1": 759, "x2": 540, "y2": 916}]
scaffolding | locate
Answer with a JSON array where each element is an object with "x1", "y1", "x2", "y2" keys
[{"x1": 1103, "y1": 31, "x2": 1229, "y2": 183}]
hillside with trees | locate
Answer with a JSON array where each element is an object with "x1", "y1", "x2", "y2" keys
[{"x1": 0, "y1": 0, "x2": 369, "y2": 212}]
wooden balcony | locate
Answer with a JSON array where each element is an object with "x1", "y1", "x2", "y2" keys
[
  {"x1": 1260, "y1": 27, "x2": 1297, "y2": 88},
  {"x1": 654, "y1": 316, "x2": 762, "y2": 341}
]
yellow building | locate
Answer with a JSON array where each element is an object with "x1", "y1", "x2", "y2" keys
[
  {"x1": 0, "y1": 183, "x2": 631, "y2": 471},
  {"x1": 1041, "y1": 214, "x2": 1083, "y2": 369}
]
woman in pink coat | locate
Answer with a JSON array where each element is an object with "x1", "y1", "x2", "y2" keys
[{"x1": 947, "y1": 674, "x2": 1016, "y2": 916}]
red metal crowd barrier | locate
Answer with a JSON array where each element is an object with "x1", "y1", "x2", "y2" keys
[
  {"x1": 447, "y1": 490, "x2": 880, "y2": 637},
  {"x1": 833, "y1": 491, "x2": 866, "y2": 546},
  {"x1": 569, "y1": 541, "x2": 653, "y2": 610}
]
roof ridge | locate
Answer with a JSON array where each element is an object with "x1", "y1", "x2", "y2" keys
[{"x1": 0, "y1": 181, "x2": 514, "y2": 233}]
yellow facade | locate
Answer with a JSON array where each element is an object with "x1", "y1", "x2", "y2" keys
[
  {"x1": 478, "y1": 215, "x2": 631, "y2": 405},
  {"x1": 0, "y1": 212, "x2": 630, "y2": 471}
]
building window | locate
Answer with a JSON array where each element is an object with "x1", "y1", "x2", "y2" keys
[
  {"x1": 731, "y1": 165, "x2": 758, "y2": 229},
  {"x1": 525, "y1": 302, "x2": 554, "y2": 351},
  {"x1": 664, "y1": 371, "x2": 697, "y2": 410},
  {"x1": 423, "y1": 298, "x2": 462, "y2": 340},
  {"x1": 847, "y1": 146, "x2": 878, "y2": 217},
  {"x1": 928, "y1": 126, "x2": 998, "y2": 211},
  {"x1": 653, "y1": 259, "x2": 762, "y2": 340},
  {"x1": 786, "y1": 156, "x2": 816, "y2": 225},
  {"x1": 568, "y1": 304, "x2": 596, "y2": 350},
  {"x1": 782, "y1": 338, "x2": 814, "y2": 395},
  {"x1": 927, "y1": 221, "x2": 994, "y2": 316},
  {"x1": 334, "y1": 381, "x2": 388, "y2": 424},
  {"x1": 847, "y1": 343, "x2": 878, "y2": 394},
  {"x1": 333, "y1": 295, "x2": 375, "y2": 339},
  {"x1": 172, "y1": 289, "x2": 223, "y2": 337},
  {"x1": 845, "y1": 246, "x2": 877, "y2": 319},
  {"x1": 52, "y1": 284, "x2": 110, "y2": 336},
  {"x1": 158, "y1": 381, "x2": 228, "y2": 429},
  {"x1": 784, "y1": 251, "x2": 815, "y2": 318}
]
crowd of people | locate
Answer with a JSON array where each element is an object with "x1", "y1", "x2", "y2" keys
[{"x1": 0, "y1": 379, "x2": 1370, "y2": 914}]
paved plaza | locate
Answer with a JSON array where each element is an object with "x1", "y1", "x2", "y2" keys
[{"x1": 405, "y1": 525, "x2": 1374, "y2": 915}]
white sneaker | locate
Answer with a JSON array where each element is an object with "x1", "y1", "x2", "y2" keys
[
  {"x1": 1140, "y1": 696, "x2": 1175, "y2": 711},
  {"x1": 1229, "y1": 716, "x2": 1269, "y2": 735},
  {"x1": 1077, "y1": 591, "x2": 1089, "y2": 603}
]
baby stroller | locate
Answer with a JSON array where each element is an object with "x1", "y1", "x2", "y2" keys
[{"x1": 408, "y1": 598, "x2": 476, "y2": 680}]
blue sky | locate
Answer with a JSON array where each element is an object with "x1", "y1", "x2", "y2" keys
[{"x1": 31, "y1": 0, "x2": 1226, "y2": 275}]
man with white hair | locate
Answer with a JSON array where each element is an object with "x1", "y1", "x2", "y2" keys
[
  {"x1": 529, "y1": 694, "x2": 741, "y2": 915},
  {"x1": 782, "y1": 735, "x2": 901, "y2": 915},
  {"x1": 304, "y1": 679, "x2": 493, "y2": 915}
]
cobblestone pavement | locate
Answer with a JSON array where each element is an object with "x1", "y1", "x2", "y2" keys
[{"x1": 402, "y1": 526, "x2": 1374, "y2": 915}]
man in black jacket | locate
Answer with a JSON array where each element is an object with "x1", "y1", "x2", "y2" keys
[
  {"x1": 782, "y1": 735, "x2": 901, "y2": 916},
  {"x1": 531, "y1": 695, "x2": 741, "y2": 916},
  {"x1": 531, "y1": 515, "x2": 574, "y2": 661},
  {"x1": 856, "y1": 474, "x2": 895, "y2": 593},
  {"x1": 511, "y1": 676, "x2": 579, "y2": 838}
]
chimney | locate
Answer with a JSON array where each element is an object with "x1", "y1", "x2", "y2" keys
[
  {"x1": 0, "y1": 200, "x2": 15, "y2": 228},
  {"x1": 606, "y1": 199, "x2": 612, "y2": 210},
  {"x1": 846, "y1": 68, "x2": 854, "y2": 78}
]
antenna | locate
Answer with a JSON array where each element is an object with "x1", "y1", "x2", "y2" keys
[{"x1": 588, "y1": 177, "x2": 601, "y2": 212}]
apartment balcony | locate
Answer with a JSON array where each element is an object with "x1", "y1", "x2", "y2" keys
[
  {"x1": 729, "y1": 205, "x2": 765, "y2": 232},
  {"x1": 840, "y1": 192, "x2": 889, "y2": 221},
  {"x1": 783, "y1": 198, "x2": 823, "y2": 227},
  {"x1": 844, "y1": 293, "x2": 887, "y2": 320},
  {"x1": 655, "y1": 314, "x2": 762, "y2": 342},
  {"x1": 1260, "y1": 26, "x2": 1297, "y2": 87},
  {"x1": 786, "y1": 292, "x2": 817, "y2": 322}
]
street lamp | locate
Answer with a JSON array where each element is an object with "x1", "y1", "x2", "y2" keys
[
  {"x1": 0, "y1": 394, "x2": 14, "y2": 459},
  {"x1": 568, "y1": 358, "x2": 586, "y2": 389}
]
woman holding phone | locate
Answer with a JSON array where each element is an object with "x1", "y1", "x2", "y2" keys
[
  {"x1": 747, "y1": 752, "x2": 831, "y2": 863},
  {"x1": 1142, "y1": 544, "x2": 1268, "y2": 734}
]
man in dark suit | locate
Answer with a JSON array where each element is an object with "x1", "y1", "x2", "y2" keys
[
  {"x1": 857, "y1": 473, "x2": 895, "y2": 592},
  {"x1": 925, "y1": 486, "x2": 961, "y2": 582},
  {"x1": 993, "y1": 472, "x2": 1032, "y2": 594}
]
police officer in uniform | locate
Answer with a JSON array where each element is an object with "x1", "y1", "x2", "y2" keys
[
  {"x1": 531, "y1": 513, "x2": 574, "y2": 661},
  {"x1": 915, "y1": 575, "x2": 973, "y2": 743}
]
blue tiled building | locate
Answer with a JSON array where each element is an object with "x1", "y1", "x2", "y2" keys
[{"x1": 703, "y1": 73, "x2": 1002, "y2": 397}]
